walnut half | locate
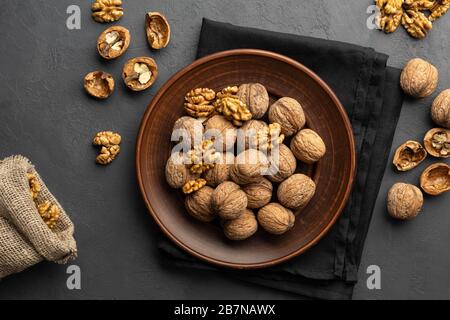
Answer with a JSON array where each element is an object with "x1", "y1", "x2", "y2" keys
[
  {"x1": 392, "y1": 140, "x2": 427, "y2": 171},
  {"x1": 145, "y1": 12, "x2": 171, "y2": 50},
  {"x1": 97, "y1": 26, "x2": 130, "y2": 60},
  {"x1": 84, "y1": 71, "x2": 115, "y2": 99},
  {"x1": 420, "y1": 163, "x2": 450, "y2": 195},
  {"x1": 122, "y1": 57, "x2": 158, "y2": 91},
  {"x1": 423, "y1": 128, "x2": 450, "y2": 158},
  {"x1": 91, "y1": 0, "x2": 123, "y2": 23}
]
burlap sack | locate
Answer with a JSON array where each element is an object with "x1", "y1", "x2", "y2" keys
[{"x1": 0, "y1": 155, "x2": 77, "y2": 279}]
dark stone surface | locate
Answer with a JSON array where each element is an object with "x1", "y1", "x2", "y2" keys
[{"x1": 0, "y1": 0, "x2": 449, "y2": 299}]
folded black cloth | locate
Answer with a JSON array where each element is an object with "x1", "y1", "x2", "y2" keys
[{"x1": 159, "y1": 18, "x2": 404, "y2": 299}]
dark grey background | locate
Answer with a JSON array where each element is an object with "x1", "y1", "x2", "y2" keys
[{"x1": 0, "y1": 0, "x2": 449, "y2": 300}]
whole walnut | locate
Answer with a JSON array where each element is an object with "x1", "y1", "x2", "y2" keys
[
  {"x1": 400, "y1": 58, "x2": 438, "y2": 98},
  {"x1": 241, "y1": 178, "x2": 273, "y2": 209},
  {"x1": 223, "y1": 209, "x2": 258, "y2": 241},
  {"x1": 203, "y1": 152, "x2": 234, "y2": 187},
  {"x1": 431, "y1": 89, "x2": 450, "y2": 128},
  {"x1": 277, "y1": 174, "x2": 316, "y2": 210},
  {"x1": 257, "y1": 203, "x2": 295, "y2": 235},
  {"x1": 165, "y1": 153, "x2": 198, "y2": 189},
  {"x1": 230, "y1": 149, "x2": 268, "y2": 185},
  {"x1": 267, "y1": 144, "x2": 297, "y2": 183},
  {"x1": 185, "y1": 186, "x2": 215, "y2": 222},
  {"x1": 387, "y1": 183, "x2": 423, "y2": 220},
  {"x1": 204, "y1": 115, "x2": 237, "y2": 152},
  {"x1": 290, "y1": 129, "x2": 326, "y2": 164},
  {"x1": 239, "y1": 120, "x2": 268, "y2": 150},
  {"x1": 211, "y1": 181, "x2": 248, "y2": 220},
  {"x1": 237, "y1": 83, "x2": 269, "y2": 119},
  {"x1": 268, "y1": 97, "x2": 305, "y2": 137},
  {"x1": 172, "y1": 116, "x2": 204, "y2": 147}
]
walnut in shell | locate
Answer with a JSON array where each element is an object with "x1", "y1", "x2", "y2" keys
[
  {"x1": 268, "y1": 97, "x2": 305, "y2": 137},
  {"x1": 392, "y1": 140, "x2": 427, "y2": 171},
  {"x1": 223, "y1": 209, "x2": 258, "y2": 241},
  {"x1": 204, "y1": 115, "x2": 237, "y2": 152},
  {"x1": 203, "y1": 152, "x2": 234, "y2": 187},
  {"x1": 267, "y1": 144, "x2": 297, "y2": 183},
  {"x1": 91, "y1": 0, "x2": 123, "y2": 23},
  {"x1": 239, "y1": 120, "x2": 268, "y2": 150},
  {"x1": 122, "y1": 57, "x2": 158, "y2": 91},
  {"x1": 145, "y1": 12, "x2": 170, "y2": 50},
  {"x1": 185, "y1": 186, "x2": 215, "y2": 222},
  {"x1": 423, "y1": 128, "x2": 450, "y2": 158},
  {"x1": 237, "y1": 83, "x2": 269, "y2": 119},
  {"x1": 165, "y1": 153, "x2": 198, "y2": 189},
  {"x1": 184, "y1": 88, "x2": 216, "y2": 119},
  {"x1": 241, "y1": 177, "x2": 273, "y2": 209},
  {"x1": 400, "y1": 58, "x2": 438, "y2": 98},
  {"x1": 290, "y1": 129, "x2": 326, "y2": 164},
  {"x1": 277, "y1": 174, "x2": 316, "y2": 210},
  {"x1": 84, "y1": 71, "x2": 114, "y2": 99},
  {"x1": 257, "y1": 203, "x2": 295, "y2": 235},
  {"x1": 211, "y1": 181, "x2": 248, "y2": 220},
  {"x1": 97, "y1": 26, "x2": 130, "y2": 60},
  {"x1": 431, "y1": 89, "x2": 450, "y2": 128},
  {"x1": 230, "y1": 149, "x2": 268, "y2": 185},
  {"x1": 172, "y1": 116, "x2": 204, "y2": 147},
  {"x1": 420, "y1": 163, "x2": 450, "y2": 195},
  {"x1": 387, "y1": 183, "x2": 423, "y2": 220}
]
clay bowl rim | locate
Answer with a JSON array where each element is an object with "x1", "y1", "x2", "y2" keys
[{"x1": 136, "y1": 48, "x2": 356, "y2": 270}]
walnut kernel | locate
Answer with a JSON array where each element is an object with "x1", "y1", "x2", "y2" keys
[
  {"x1": 145, "y1": 12, "x2": 171, "y2": 50},
  {"x1": 257, "y1": 203, "x2": 295, "y2": 235},
  {"x1": 376, "y1": 0, "x2": 404, "y2": 33},
  {"x1": 91, "y1": 0, "x2": 123, "y2": 23},
  {"x1": 387, "y1": 183, "x2": 423, "y2": 219},
  {"x1": 214, "y1": 86, "x2": 252, "y2": 126},
  {"x1": 268, "y1": 97, "x2": 305, "y2": 137},
  {"x1": 290, "y1": 129, "x2": 326, "y2": 164},
  {"x1": 182, "y1": 178, "x2": 207, "y2": 194},
  {"x1": 122, "y1": 57, "x2": 158, "y2": 91},
  {"x1": 241, "y1": 178, "x2": 273, "y2": 209},
  {"x1": 211, "y1": 181, "x2": 247, "y2": 220},
  {"x1": 223, "y1": 209, "x2": 258, "y2": 241},
  {"x1": 93, "y1": 131, "x2": 122, "y2": 165},
  {"x1": 84, "y1": 71, "x2": 114, "y2": 99},
  {"x1": 27, "y1": 173, "x2": 41, "y2": 200},
  {"x1": 423, "y1": 128, "x2": 450, "y2": 158},
  {"x1": 400, "y1": 58, "x2": 438, "y2": 98},
  {"x1": 185, "y1": 186, "x2": 215, "y2": 222},
  {"x1": 184, "y1": 88, "x2": 216, "y2": 119},
  {"x1": 402, "y1": 9, "x2": 433, "y2": 39},
  {"x1": 237, "y1": 83, "x2": 269, "y2": 119},
  {"x1": 429, "y1": 0, "x2": 450, "y2": 21},
  {"x1": 277, "y1": 174, "x2": 316, "y2": 210},
  {"x1": 37, "y1": 200, "x2": 60, "y2": 230},
  {"x1": 187, "y1": 140, "x2": 220, "y2": 174},
  {"x1": 420, "y1": 163, "x2": 450, "y2": 195},
  {"x1": 392, "y1": 140, "x2": 427, "y2": 171},
  {"x1": 431, "y1": 89, "x2": 450, "y2": 128},
  {"x1": 97, "y1": 26, "x2": 130, "y2": 60}
]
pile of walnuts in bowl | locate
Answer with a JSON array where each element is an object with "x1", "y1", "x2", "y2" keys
[{"x1": 165, "y1": 83, "x2": 326, "y2": 241}]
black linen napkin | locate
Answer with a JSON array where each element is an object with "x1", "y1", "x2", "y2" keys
[{"x1": 159, "y1": 19, "x2": 404, "y2": 299}]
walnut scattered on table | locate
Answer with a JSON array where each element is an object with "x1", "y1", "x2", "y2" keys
[{"x1": 93, "y1": 131, "x2": 122, "y2": 165}]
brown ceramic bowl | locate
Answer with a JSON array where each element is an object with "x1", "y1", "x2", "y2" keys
[{"x1": 136, "y1": 49, "x2": 356, "y2": 269}]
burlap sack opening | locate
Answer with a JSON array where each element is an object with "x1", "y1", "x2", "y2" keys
[{"x1": 0, "y1": 155, "x2": 77, "y2": 279}]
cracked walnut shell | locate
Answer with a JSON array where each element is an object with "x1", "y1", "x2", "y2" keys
[
  {"x1": 393, "y1": 140, "x2": 427, "y2": 171},
  {"x1": 376, "y1": 0, "x2": 404, "y2": 33},
  {"x1": 211, "y1": 181, "x2": 247, "y2": 220},
  {"x1": 431, "y1": 89, "x2": 450, "y2": 128},
  {"x1": 184, "y1": 88, "x2": 216, "y2": 119},
  {"x1": 400, "y1": 58, "x2": 438, "y2": 98},
  {"x1": 277, "y1": 174, "x2": 316, "y2": 211},
  {"x1": 122, "y1": 57, "x2": 158, "y2": 91},
  {"x1": 185, "y1": 186, "x2": 215, "y2": 222},
  {"x1": 237, "y1": 83, "x2": 269, "y2": 119},
  {"x1": 290, "y1": 129, "x2": 326, "y2": 164},
  {"x1": 268, "y1": 97, "x2": 305, "y2": 137},
  {"x1": 423, "y1": 128, "x2": 450, "y2": 158},
  {"x1": 420, "y1": 163, "x2": 450, "y2": 195},
  {"x1": 84, "y1": 71, "x2": 114, "y2": 99},
  {"x1": 387, "y1": 183, "x2": 423, "y2": 220},
  {"x1": 223, "y1": 209, "x2": 258, "y2": 241},
  {"x1": 230, "y1": 149, "x2": 268, "y2": 185},
  {"x1": 241, "y1": 177, "x2": 273, "y2": 209},
  {"x1": 145, "y1": 12, "x2": 171, "y2": 50},
  {"x1": 91, "y1": 0, "x2": 123, "y2": 23},
  {"x1": 214, "y1": 86, "x2": 252, "y2": 126},
  {"x1": 257, "y1": 203, "x2": 295, "y2": 235},
  {"x1": 402, "y1": 9, "x2": 433, "y2": 39},
  {"x1": 97, "y1": 26, "x2": 130, "y2": 60}
]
